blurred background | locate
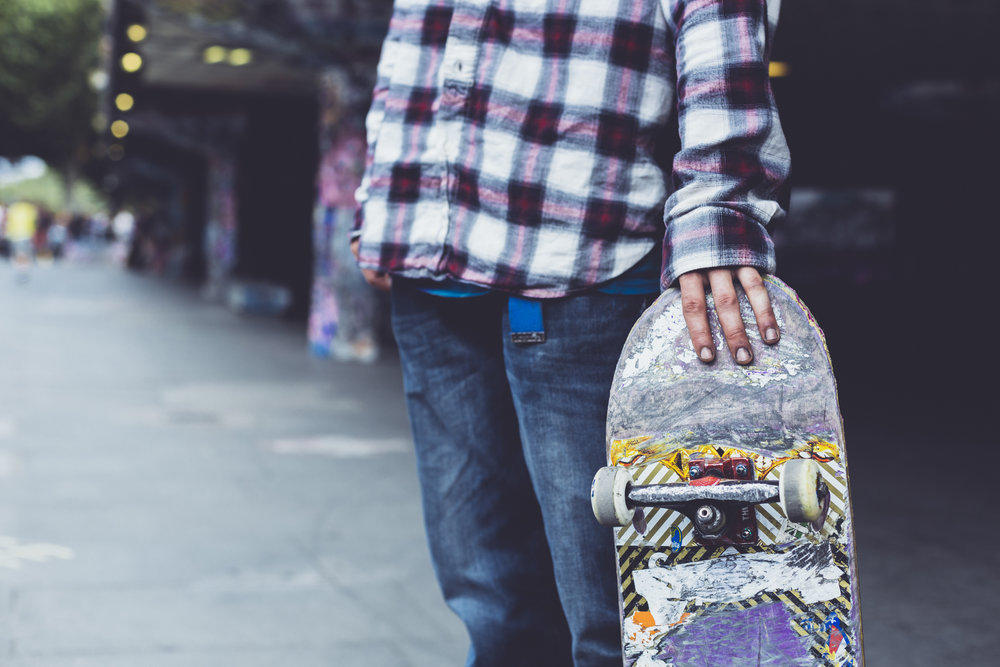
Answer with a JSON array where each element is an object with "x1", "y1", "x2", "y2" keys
[{"x1": 0, "y1": 1, "x2": 996, "y2": 665}]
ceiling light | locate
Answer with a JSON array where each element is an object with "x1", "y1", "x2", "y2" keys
[
  {"x1": 127, "y1": 24, "x2": 147, "y2": 42},
  {"x1": 110, "y1": 120, "x2": 130, "y2": 139},
  {"x1": 203, "y1": 46, "x2": 227, "y2": 64},
  {"x1": 228, "y1": 48, "x2": 253, "y2": 66},
  {"x1": 121, "y1": 52, "x2": 143, "y2": 73},
  {"x1": 115, "y1": 93, "x2": 134, "y2": 112},
  {"x1": 769, "y1": 61, "x2": 790, "y2": 78},
  {"x1": 89, "y1": 70, "x2": 108, "y2": 91}
]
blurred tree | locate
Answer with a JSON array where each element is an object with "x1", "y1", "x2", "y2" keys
[
  {"x1": 0, "y1": 0, "x2": 104, "y2": 206},
  {"x1": 0, "y1": 167, "x2": 107, "y2": 215}
]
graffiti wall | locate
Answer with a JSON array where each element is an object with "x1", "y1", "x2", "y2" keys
[
  {"x1": 202, "y1": 153, "x2": 237, "y2": 300},
  {"x1": 307, "y1": 68, "x2": 382, "y2": 362}
]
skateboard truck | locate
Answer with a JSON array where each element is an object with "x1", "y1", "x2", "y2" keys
[
  {"x1": 683, "y1": 456, "x2": 760, "y2": 545},
  {"x1": 591, "y1": 457, "x2": 831, "y2": 544}
]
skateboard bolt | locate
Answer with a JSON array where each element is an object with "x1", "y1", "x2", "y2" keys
[
  {"x1": 735, "y1": 464, "x2": 749, "y2": 478},
  {"x1": 694, "y1": 504, "x2": 726, "y2": 534},
  {"x1": 740, "y1": 527, "x2": 754, "y2": 541},
  {"x1": 689, "y1": 465, "x2": 703, "y2": 479}
]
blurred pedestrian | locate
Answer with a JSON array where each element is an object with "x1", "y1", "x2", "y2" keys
[
  {"x1": 33, "y1": 205, "x2": 53, "y2": 257},
  {"x1": 5, "y1": 200, "x2": 39, "y2": 281},
  {"x1": 47, "y1": 214, "x2": 69, "y2": 260},
  {"x1": 353, "y1": 1, "x2": 790, "y2": 664},
  {"x1": 112, "y1": 209, "x2": 135, "y2": 243},
  {"x1": 0, "y1": 204, "x2": 8, "y2": 258}
]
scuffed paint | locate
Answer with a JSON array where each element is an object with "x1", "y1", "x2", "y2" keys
[
  {"x1": 633, "y1": 544, "x2": 842, "y2": 628},
  {"x1": 610, "y1": 435, "x2": 656, "y2": 466},
  {"x1": 620, "y1": 345, "x2": 666, "y2": 382},
  {"x1": 618, "y1": 290, "x2": 809, "y2": 390},
  {"x1": 610, "y1": 436, "x2": 842, "y2": 481},
  {"x1": 624, "y1": 610, "x2": 662, "y2": 653},
  {"x1": 618, "y1": 304, "x2": 691, "y2": 383},
  {"x1": 636, "y1": 603, "x2": 816, "y2": 667}
]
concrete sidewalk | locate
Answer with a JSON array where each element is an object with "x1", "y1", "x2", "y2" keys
[
  {"x1": 0, "y1": 258, "x2": 466, "y2": 665},
  {"x1": 1, "y1": 256, "x2": 997, "y2": 666}
]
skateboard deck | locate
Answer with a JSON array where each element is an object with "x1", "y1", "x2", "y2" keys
[{"x1": 592, "y1": 276, "x2": 863, "y2": 666}]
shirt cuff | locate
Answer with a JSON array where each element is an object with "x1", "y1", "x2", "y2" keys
[{"x1": 660, "y1": 207, "x2": 776, "y2": 288}]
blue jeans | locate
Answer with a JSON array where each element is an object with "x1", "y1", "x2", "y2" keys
[{"x1": 391, "y1": 281, "x2": 652, "y2": 667}]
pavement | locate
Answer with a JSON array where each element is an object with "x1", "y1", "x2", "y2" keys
[
  {"x1": 0, "y1": 251, "x2": 996, "y2": 666},
  {"x1": 0, "y1": 254, "x2": 466, "y2": 665}
]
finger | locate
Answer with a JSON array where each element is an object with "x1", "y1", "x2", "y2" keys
[
  {"x1": 735, "y1": 267, "x2": 779, "y2": 344},
  {"x1": 372, "y1": 272, "x2": 392, "y2": 291},
  {"x1": 678, "y1": 271, "x2": 715, "y2": 363},
  {"x1": 350, "y1": 238, "x2": 360, "y2": 261},
  {"x1": 362, "y1": 268, "x2": 392, "y2": 292},
  {"x1": 707, "y1": 269, "x2": 753, "y2": 365}
]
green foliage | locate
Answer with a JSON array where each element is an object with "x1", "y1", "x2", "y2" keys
[
  {"x1": 159, "y1": 0, "x2": 246, "y2": 21},
  {"x1": 0, "y1": 0, "x2": 104, "y2": 166},
  {"x1": 0, "y1": 167, "x2": 107, "y2": 214}
]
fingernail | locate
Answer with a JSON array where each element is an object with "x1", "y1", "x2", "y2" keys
[
  {"x1": 699, "y1": 347, "x2": 714, "y2": 362},
  {"x1": 765, "y1": 328, "x2": 778, "y2": 343},
  {"x1": 736, "y1": 347, "x2": 751, "y2": 364}
]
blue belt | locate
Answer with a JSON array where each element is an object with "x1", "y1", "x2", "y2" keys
[
  {"x1": 508, "y1": 297, "x2": 545, "y2": 344},
  {"x1": 411, "y1": 250, "x2": 660, "y2": 345}
]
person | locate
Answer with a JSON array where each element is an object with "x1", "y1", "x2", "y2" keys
[
  {"x1": 352, "y1": 1, "x2": 789, "y2": 664},
  {"x1": 47, "y1": 214, "x2": 69, "y2": 260},
  {"x1": 5, "y1": 200, "x2": 39, "y2": 281}
]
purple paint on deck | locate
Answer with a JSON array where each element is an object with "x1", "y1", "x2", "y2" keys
[{"x1": 657, "y1": 602, "x2": 814, "y2": 666}]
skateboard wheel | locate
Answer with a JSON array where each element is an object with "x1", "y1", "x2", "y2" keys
[
  {"x1": 591, "y1": 466, "x2": 634, "y2": 527},
  {"x1": 779, "y1": 459, "x2": 823, "y2": 524}
]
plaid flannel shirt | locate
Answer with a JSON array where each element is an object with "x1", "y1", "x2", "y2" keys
[{"x1": 354, "y1": 0, "x2": 789, "y2": 298}]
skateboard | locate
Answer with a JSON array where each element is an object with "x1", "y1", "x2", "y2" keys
[{"x1": 592, "y1": 276, "x2": 863, "y2": 666}]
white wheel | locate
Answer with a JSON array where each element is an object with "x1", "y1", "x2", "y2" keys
[
  {"x1": 591, "y1": 466, "x2": 634, "y2": 527},
  {"x1": 779, "y1": 459, "x2": 823, "y2": 524}
]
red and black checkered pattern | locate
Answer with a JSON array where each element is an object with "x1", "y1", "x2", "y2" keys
[
  {"x1": 454, "y1": 166, "x2": 480, "y2": 211},
  {"x1": 508, "y1": 181, "x2": 545, "y2": 227},
  {"x1": 609, "y1": 20, "x2": 655, "y2": 73},
  {"x1": 354, "y1": 0, "x2": 790, "y2": 298},
  {"x1": 595, "y1": 112, "x2": 639, "y2": 161},
  {"x1": 724, "y1": 64, "x2": 772, "y2": 109},
  {"x1": 420, "y1": 5, "x2": 453, "y2": 45},
  {"x1": 583, "y1": 198, "x2": 629, "y2": 241},
  {"x1": 542, "y1": 14, "x2": 576, "y2": 57},
  {"x1": 481, "y1": 5, "x2": 515, "y2": 44},
  {"x1": 405, "y1": 88, "x2": 437, "y2": 125},
  {"x1": 522, "y1": 102, "x2": 563, "y2": 146},
  {"x1": 388, "y1": 164, "x2": 422, "y2": 204},
  {"x1": 464, "y1": 85, "x2": 491, "y2": 125}
]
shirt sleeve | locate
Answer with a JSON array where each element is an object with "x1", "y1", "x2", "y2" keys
[
  {"x1": 352, "y1": 17, "x2": 403, "y2": 238},
  {"x1": 660, "y1": 0, "x2": 790, "y2": 288}
]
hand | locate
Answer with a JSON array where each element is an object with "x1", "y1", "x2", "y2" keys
[
  {"x1": 677, "y1": 267, "x2": 779, "y2": 366},
  {"x1": 351, "y1": 238, "x2": 391, "y2": 291}
]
